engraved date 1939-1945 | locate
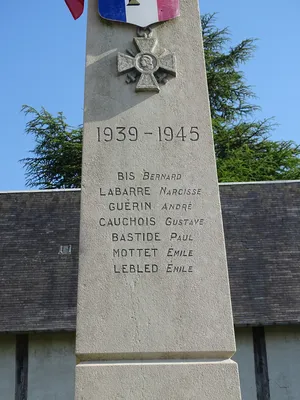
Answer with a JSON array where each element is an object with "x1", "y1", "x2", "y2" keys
[{"x1": 97, "y1": 126, "x2": 200, "y2": 142}]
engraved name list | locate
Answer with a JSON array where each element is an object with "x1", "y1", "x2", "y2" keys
[{"x1": 97, "y1": 169, "x2": 204, "y2": 276}]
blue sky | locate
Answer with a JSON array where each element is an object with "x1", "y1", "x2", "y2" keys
[{"x1": 0, "y1": 0, "x2": 299, "y2": 190}]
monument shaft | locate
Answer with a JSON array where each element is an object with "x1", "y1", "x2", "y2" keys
[{"x1": 75, "y1": 0, "x2": 241, "y2": 398}]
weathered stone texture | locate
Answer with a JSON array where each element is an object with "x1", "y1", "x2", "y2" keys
[
  {"x1": 76, "y1": 361, "x2": 240, "y2": 400},
  {"x1": 76, "y1": 0, "x2": 236, "y2": 360}
]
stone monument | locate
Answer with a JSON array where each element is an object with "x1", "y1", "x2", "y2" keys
[{"x1": 75, "y1": 0, "x2": 242, "y2": 398}]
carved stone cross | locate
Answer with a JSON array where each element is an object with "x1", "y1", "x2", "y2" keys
[{"x1": 117, "y1": 35, "x2": 176, "y2": 92}]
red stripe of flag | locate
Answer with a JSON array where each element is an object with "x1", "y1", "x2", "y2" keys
[
  {"x1": 65, "y1": 0, "x2": 84, "y2": 20},
  {"x1": 157, "y1": 0, "x2": 180, "y2": 22}
]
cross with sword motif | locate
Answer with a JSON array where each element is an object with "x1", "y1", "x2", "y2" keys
[{"x1": 117, "y1": 28, "x2": 176, "y2": 92}]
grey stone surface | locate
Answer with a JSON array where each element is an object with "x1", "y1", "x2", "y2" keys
[
  {"x1": 77, "y1": 0, "x2": 236, "y2": 360},
  {"x1": 76, "y1": 0, "x2": 242, "y2": 395},
  {"x1": 76, "y1": 361, "x2": 241, "y2": 399}
]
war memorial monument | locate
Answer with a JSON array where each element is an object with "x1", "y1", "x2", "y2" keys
[{"x1": 69, "y1": 0, "x2": 242, "y2": 397}]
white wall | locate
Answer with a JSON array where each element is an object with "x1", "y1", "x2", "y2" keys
[
  {"x1": 28, "y1": 333, "x2": 76, "y2": 400},
  {"x1": 0, "y1": 335, "x2": 15, "y2": 400},
  {"x1": 0, "y1": 329, "x2": 261, "y2": 400},
  {"x1": 266, "y1": 326, "x2": 300, "y2": 400},
  {"x1": 0, "y1": 327, "x2": 299, "y2": 399},
  {"x1": 233, "y1": 328, "x2": 257, "y2": 400},
  {"x1": 27, "y1": 330, "x2": 256, "y2": 400}
]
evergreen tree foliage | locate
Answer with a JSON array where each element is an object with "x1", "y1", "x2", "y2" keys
[
  {"x1": 202, "y1": 13, "x2": 300, "y2": 182},
  {"x1": 21, "y1": 14, "x2": 300, "y2": 188},
  {"x1": 21, "y1": 105, "x2": 82, "y2": 189}
]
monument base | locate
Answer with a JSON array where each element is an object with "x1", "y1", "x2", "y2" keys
[{"x1": 76, "y1": 360, "x2": 241, "y2": 399}]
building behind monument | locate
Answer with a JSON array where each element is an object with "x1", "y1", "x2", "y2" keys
[{"x1": 0, "y1": 181, "x2": 300, "y2": 399}]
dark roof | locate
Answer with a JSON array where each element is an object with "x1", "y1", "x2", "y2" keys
[
  {"x1": 0, "y1": 190, "x2": 80, "y2": 333},
  {"x1": 0, "y1": 182, "x2": 300, "y2": 333},
  {"x1": 222, "y1": 181, "x2": 300, "y2": 326}
]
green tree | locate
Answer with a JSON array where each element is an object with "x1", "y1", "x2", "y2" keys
[
  {"x1": 21, "y1": 105, "x2": 82, "y2": 189},
  {"x1": 21, "y1": 14, "x2": 300, "y2": 188},
  {"x1": 202, "y1": 13, "x2": 300, "y2": 181}
]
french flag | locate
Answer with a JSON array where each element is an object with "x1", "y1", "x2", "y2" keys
[
  {"x1": 99, "y1": 0, "x2": 180, "y2": 28},
  {"x1": 65, "y1": 0, "x2": 84, "y2": 19}
]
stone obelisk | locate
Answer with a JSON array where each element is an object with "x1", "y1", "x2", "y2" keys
[{"x1": 75, "y1": 0, "x2": 242, "y2": 398}]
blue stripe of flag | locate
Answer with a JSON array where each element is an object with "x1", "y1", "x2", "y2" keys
[{"x1": 98, "y1": 0, "x2": 126, "y2": 22}]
